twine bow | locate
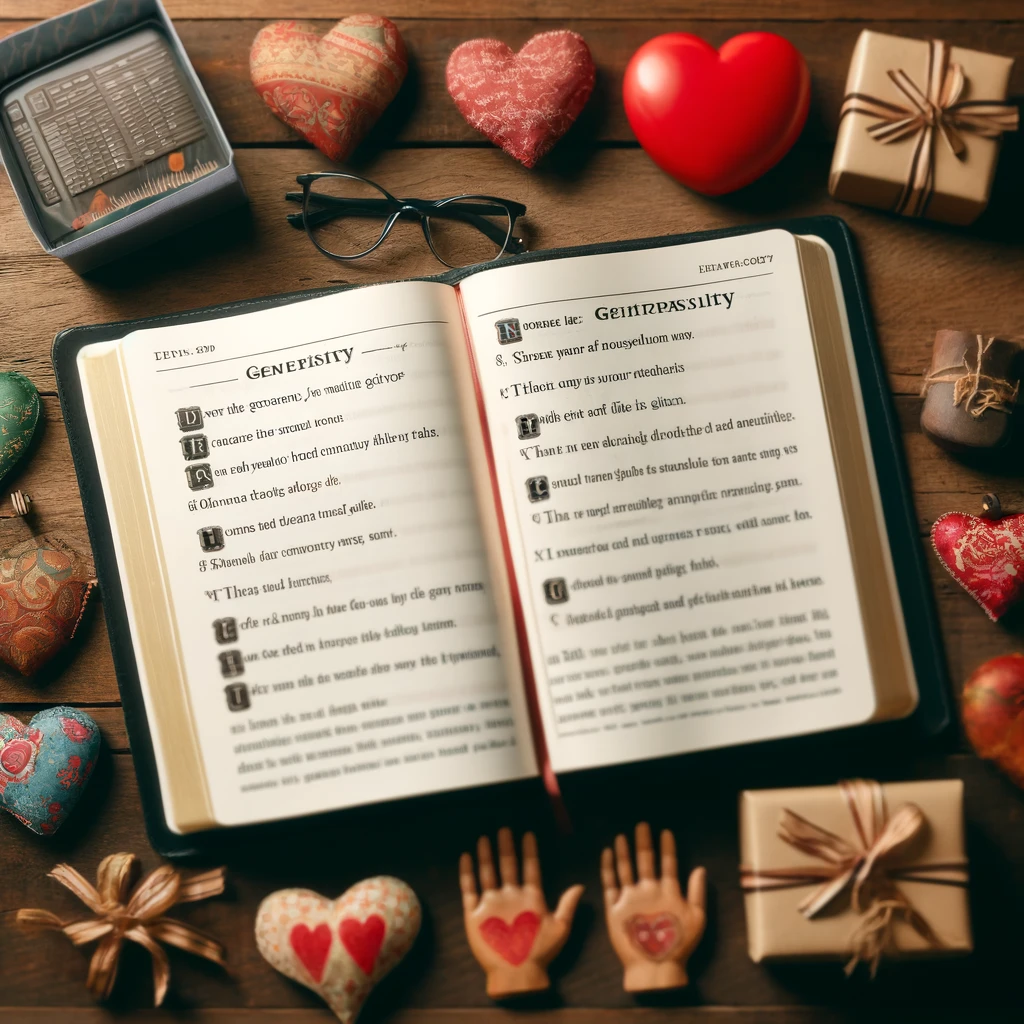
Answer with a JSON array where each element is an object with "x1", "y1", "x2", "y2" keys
[
  {"x1": 922, "y1": 334, "x2": 1019, "y2": 417},
  {"x1": 740, "y1": 779, "x2": 969, "y2": 976},
  {"x1": 838, "y1": 38, "x2": 1018, "y2": 217},
  {"x1": 15, "y1": 853, "x2": 227, "y2": 1006}
]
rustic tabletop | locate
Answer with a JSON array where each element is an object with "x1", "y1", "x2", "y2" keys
[{"x1": 1, "y1": 1, "x2": 1024, "y2": 1022}]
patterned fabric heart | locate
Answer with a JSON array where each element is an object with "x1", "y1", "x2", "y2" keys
[
  {"x1": 0, "y1": 372, "x2": 40, "y2": 486},
  {"x1": 446, "y1": 30, "x2": 596, "y2": 168},
  {"x1": 0, "y1": 534, "x2": 96, "y2": 676},
  {"x1": 255, "y1": 877, "x2": 420, "y2": 1023},
  {"x1": 0, "y1": 707, "x2": 100, "y2": 834},
  {"x1": 931, "y1": 511, "x2": 1024, "y2": 621},
  {"x1": 250, "y1": 16, "x2": 407, "y2": 162}
]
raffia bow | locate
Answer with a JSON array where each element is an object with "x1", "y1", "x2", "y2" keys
[
  {"x1": 740, "y1": 779, "x2": 969, "y2": 976},
  {"x1": 921, "y1": 333, "x2": 1019, "y2": 417},
  {"x1": 15, "y1": 853, "x2": 227, "y2": 1006},
  {"x1": 837, "y1": 38, "x2": 1018, "y2": 217}
]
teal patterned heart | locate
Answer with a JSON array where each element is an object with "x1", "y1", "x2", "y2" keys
[
  {"x1": 0, "y1": 372, "x2": 40, "y2": 485},
  {"x1": 0, "y1": 707, "x2": 100, "y2": 835}
]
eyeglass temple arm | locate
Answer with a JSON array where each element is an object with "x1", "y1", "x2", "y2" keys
[{"x1": 286, "y1": 195, "x2": 525, "y2": 251}]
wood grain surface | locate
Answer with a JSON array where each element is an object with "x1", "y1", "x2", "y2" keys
[{"x1": 1, "y1": 1, "x2": 1023, "y2": 1021}]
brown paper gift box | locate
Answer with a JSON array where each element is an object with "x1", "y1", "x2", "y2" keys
[
  {"x1": 829, "y1": 30, "x2": 1015, "y2": 225},
  {"x1": 740, "y1": 780, "x2": 972, "y2": 963}
]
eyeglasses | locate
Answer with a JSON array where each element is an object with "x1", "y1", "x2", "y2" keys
[{"x1": 285, "y1": 172, "x2": 528, "y2": 269}]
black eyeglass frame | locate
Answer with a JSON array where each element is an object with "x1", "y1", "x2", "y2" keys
[{"x1": 285, "y1": 172, "x2": 528, "y2": 269}]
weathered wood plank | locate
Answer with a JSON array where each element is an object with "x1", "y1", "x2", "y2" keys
[
  {"x1": 2, "y1": 19, "x2": 1022, "y2": 147},
  {"x1": 3, "y1": 147, "x2": 1024, "y2": 395},
  {"x1": 2, "y1": 1010, "x2": 1022, "y2": 1024},
  {"x1": 9, "y1": 1, "x2": 1024, "y2": 21},
  {"x1": 0, "y1": 751, "x2": 1021, "y2": 1013}
]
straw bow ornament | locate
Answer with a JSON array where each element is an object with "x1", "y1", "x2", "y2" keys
[
  {"x1": 838, "y1": 38, "x2": 1018, "y2": 217},
  {"x1": 741, "y1": 780, "x2": 968, "y2": 976},
  {"x1": 15, "y1": 853, "x2": 227, "y2": 1005}
]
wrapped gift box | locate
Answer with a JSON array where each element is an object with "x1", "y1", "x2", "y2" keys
[
  {"x1": 829, "y1": 30, "x2": 1016, "y2": 225},
  {"x1": 740, "y1": 779, "x2": 972, "y2": 965}
]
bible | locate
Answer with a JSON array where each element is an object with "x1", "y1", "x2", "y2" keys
[{"x1": 54, "y1": 218, "x2": 947, "y2": 852}]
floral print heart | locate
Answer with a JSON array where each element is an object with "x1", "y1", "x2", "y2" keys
[
  {"x1": 255, "y1": 877, "x2": 420, "y2": 1023},
  {"x1": 0, "y1": 706, "x2": 100, "y2": 835},
  {"x1": 0, "y1": 534, "x2": 96, "y2": 676},
  {"x1": 250, "y1": 16, "x2": 407, "y2": 162},
  {"x1": 931, "y1": 511, "x2": 1024, "y2": 621},
  {"x1": 446, "y1": 30, "x2": 596, "y2": 167}
]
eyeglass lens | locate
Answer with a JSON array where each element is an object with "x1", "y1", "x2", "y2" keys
[
  {"x1": 425, "y1": 198, "x2": 512, "y2": 267},
  {"x1": 304, "y1": 176, "x2": 394, "y2": 258}
]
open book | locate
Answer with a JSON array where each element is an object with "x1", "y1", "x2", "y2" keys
[{"x1": 54, "y1": 220, "x2": 947, "y2": 849}]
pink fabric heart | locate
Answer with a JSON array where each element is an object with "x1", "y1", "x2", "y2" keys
[{"x1": 446, "y1": 30, "x2": 596, "y2": 167}]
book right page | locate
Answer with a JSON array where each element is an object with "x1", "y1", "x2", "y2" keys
[{"x1": 457, "y1": 229, "x2": 893, "y2": 774}]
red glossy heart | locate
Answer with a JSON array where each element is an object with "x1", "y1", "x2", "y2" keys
[
  {"x1": 339, "y1": 914, "x2": 386, "y2": 975},
  {"x1": 290, "y1": 922, "x2": 333, "y2": 983},
  {"x1": 479, "y1": 910, "x2": 540, "y2": 965},
  {"x1": 446, "y1": 31, "x2": 595, "y2": 168},
  {"x1": 623, "y1": 32, "x2": 810, "y2": 195},
  {"x1": 932, "y1": 512, "x2": 1024, "y2": 621},
  {"x1": 627, "y1": 912, "x2": 680, "y2": 960}
]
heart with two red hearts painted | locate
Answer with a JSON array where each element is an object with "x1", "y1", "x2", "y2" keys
[
  {"x1": 250, "y1": 16, "x2": 408, "y2": 163},
  {"x1": 623, "y1": 32, "x2": 810, "y2": 195},
  {"x1": 255, "y1": 877, "x2": 420, "y2": 1023},
  {"x1": 932, "y1": 512, "x2": 1024, "y2": 621},
  {"x1": 626, "y1": 912, "x2": 681, "y2": 961},
  {"x1": 446, "y1": 30, "x2": 596, "y2": 168}
]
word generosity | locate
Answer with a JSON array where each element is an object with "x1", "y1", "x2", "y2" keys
[
  {"x1": 246, "y1": 347, "x2": 353, "y2": 379},
  {"x1": 595, "y1": 291, "x2": 734, "y2": 321}
]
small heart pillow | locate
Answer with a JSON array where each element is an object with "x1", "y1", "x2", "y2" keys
[
  {"x1": 255, "y1": 877, "x2": 420, "y2": 1023},
  {"x1": 0, "y1": 534, "x2": 96, "y2": 676},
  {"x1": 0, "y1": 706, "x2": 100, "y2": 834},
  {"x1": 250, "y1": 16, "x2": 408, "y2": 162},
  {"x1": 623, "y1": 32, "x2": 810, "y2": 195},
  {"x1": 0, "y1": 372, "x2": 40, "y2": 486},
  {"x1": 446, "y1": 30, "x2": 596, "y2": 167},
  {"x1": 932, "y1": 511, "x2": 1024, "y2": 621}
]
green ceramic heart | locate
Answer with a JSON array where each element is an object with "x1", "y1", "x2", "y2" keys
[{"x1": 0, "y1": 372, "x2": 40, "y2": 484}]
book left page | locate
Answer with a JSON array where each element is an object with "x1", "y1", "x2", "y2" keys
[{"x1": 78, "y1": 280, "x2": 536, "y2": 832}]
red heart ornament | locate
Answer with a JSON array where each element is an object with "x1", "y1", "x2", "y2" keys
[
  {"x1": 627, "y1": 912, "x2": 681, "y2": 961},
  {"x1": 250, "y1": 16, "x2": 407, "y2": 163},
  {"x1": 932, "y1": 512, "x2": 1024, "y2": 621},
  {"x1": 446, "y1": 31, "x2": 596, "y2": 168},
  {"x1": 290, "y1": 922, "x2": 333, "y2": 983},
  {"x1": 623, "y1": 32, "x2": 810, "y2": 195},
  {"x1": 339, "y1": 914, "x2": 385, "y2": 975},
  {"x1": 478, "y1": 910, "x2": 540, "y2": 965}
]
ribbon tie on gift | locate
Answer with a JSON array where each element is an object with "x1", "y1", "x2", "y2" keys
[
  {"x1": 15, "y1": 852, "x2": 227, "y2": 1006},
  {"x1": 921, "y1": 334, "x2": 1020, "y2": 418},
  {"x1": 838, "y1": 38, "x2": 1018, "y2": 217},
  {"x1": 740, "y1": 779, "x2": 969, "y2": 976}
]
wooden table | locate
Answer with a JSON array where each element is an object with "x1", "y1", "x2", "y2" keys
[{"x1": 2, "y1": 1, "x2": 1024, "y2": 1021}]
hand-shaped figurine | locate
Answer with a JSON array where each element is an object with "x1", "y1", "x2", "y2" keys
[
  {"x1": 460, "y1": 827, "x2": 584, "y2": 998},
  {"x1": 601, "y1": 823, "x2": 707, "y2": 992}
]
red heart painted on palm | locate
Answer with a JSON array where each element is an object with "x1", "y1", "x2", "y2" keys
[
  {"x1": 627, "y1": 913, "x2": 680, "y2": 960},
  {"x1": 623, "y1": 32, "x2": 809, "y2": 195},
  {"x1": 290, "y1": 922, "x2": 333, "y2": 983},
  {"x1": 479, "y1": 910, "x2": 540, "y2": 965},
  {"x1": 339, "y1": 914, "x2": 386, "y2": 975},
  {"x1": 250, "y1": 16, "x2": 407, "y2": 163},
  {"x1": 446, "y1": 31, "x2": 596, "y2": 168},
  {"x1": 932, "y1": 512, "x2": 1024, "y2": 621}
]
